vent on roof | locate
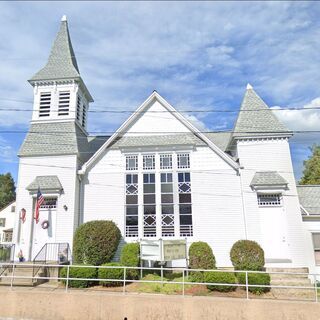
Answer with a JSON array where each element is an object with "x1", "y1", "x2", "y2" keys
[
  {"x1": 58, "y1": 91, "x2": 70, "y2": 116},
  {"x1": 76, "y1": 95, "x2": 81, "y2": 121},
  {"x1": 82, "y1": 104, "x2": 86, "y2": 127},
  {"x1": 39, "y1": 92, "x2": 51, "y2": 117}
]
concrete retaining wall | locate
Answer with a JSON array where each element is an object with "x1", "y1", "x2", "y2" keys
[{"x1": 0, "y1": 289, "x2": 320, "y2": 320}]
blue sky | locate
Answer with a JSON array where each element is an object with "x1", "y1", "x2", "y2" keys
[{"x1": 0, "y1": 1, "x2": 319, "y2": 182}]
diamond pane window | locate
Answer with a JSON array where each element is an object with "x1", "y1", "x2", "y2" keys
[
  {"x1": 178, "y1": 172, "x2": 193, "y2": 236},
  {"x1": 125, "y1": 174, "x2": 138, "y2": 237},
  {"x1": 161, "y1": 172, "x2": 174, "y2": 237},
  {"x1": 143, "y1": 155, "x2": 155, "y2": 170},
  {"x1": 177, "y1": 153, "x2": 190, "y2": 169},
  {"x1": 126, "y1": 155, "x2": 138, "y2": 171},
  {"x1": 143, "y1": 173, "x2": 156, "y2": 237},
  {"x1": 160, "y1": 154, "x2": 172, "y2": 169}
]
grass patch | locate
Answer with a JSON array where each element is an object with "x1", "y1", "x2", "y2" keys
[{"x1": 136, "y1": 273, "x2": 194, "y2": 294}]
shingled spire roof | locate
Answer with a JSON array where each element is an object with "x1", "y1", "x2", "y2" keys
[
  {"x1": 29, "y1": 15, "x2": 80, "y2": 82},
  {"x1": 232, "y1": 84, "x2": 292, "y2": 139}
]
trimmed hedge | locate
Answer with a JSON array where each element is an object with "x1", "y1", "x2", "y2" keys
[
  {"x1": 60, "y1": 266, "x2": 97, "y2": 288},
  {"x1": 189, "y1": 241, "x2": 216, "y2": 283},
  {"x1": 204, "y1": 271, "x2": 237, "y2": 292},
  {"x1": 120, "y1": 243, "x2": 140, "y2": 279},
  {"x1": 98, "y1": 262, "x2": 124, "y2": 287},
  {"x1": 230, "y1": 240, "x2": 265, "y2": 271},
  {"x1": 237, "y1": 272, "x2": 271, "y2": 294},
  {"x1": 73, "y1": 220, "x2": 121, "y2": 265}
]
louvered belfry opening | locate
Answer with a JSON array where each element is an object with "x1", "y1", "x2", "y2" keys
[
  {"x1": 39, "y1": 92, "x2": 51, "y2": 117},
  {"x1": 58, "y1": 91, "x2": 70, "y2": 116}
]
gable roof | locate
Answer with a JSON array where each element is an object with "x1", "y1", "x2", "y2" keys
[
  {"x1": 231, "y1": 84, "x2": 292, "y2": 140},
  {"x1": 29, "y1": 17, "x2": 80, "y2": 82},
  {"x1": 297, "y1": 185, "x2": 320, "y2": 215},
  {"x1": 250, "y1": 171, "x2": 288, "y2": 187},
  {"x1": 26, "y1": 176, "x2": 63, "y2": 192},
  {"x1": 80, "y1": 92, "x2": 239, "y2": 173}
]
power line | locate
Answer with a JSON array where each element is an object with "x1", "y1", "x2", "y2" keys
[{"x1": 0, "y1": 107, "x2": 319, "y2": 113}]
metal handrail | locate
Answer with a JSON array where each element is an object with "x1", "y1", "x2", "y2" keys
[
  {"x1": 0, "y1": 244, "x2": 15, "y2": 277},
  {"x1": 32, "y1": 243, "x2": 71, "y2": 281},
  {"x1": 1, "y1": 262, "x2": 318, "y2": 302}
]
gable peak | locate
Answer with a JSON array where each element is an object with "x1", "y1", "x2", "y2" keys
[
  {"x1": 246, "y1": 83, "x2": 253, "y2": 90},
  {"x1": 61, "y1": 15, "x2": 67, "y2": 22}
]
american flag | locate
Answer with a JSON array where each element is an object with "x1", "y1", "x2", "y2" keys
[{"x1": 34, "y1": 188, "x2": 44, "y2": 224}]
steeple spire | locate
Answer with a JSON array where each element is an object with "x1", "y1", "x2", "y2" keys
[
  {"x1": 29, "y1": 16, "x2": 80, "y2": 82},
  {"x1": 232, "y1": 85, "x2": 292, "y2": 139}
]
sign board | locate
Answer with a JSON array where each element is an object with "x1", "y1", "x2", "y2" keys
[{"x1": 140, "y1": 239, "x2": 187, "y2": 261}]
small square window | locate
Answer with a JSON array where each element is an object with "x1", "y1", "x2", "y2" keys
[
  {"x1": 126, "y1": 155, "x2": 138, "y2": 171},
  {"x1": 160, "y1": 154, "x2": 172, "y2": 169},
  {"x1": 0, "y1": 218, "x2": 6, "y2": 227},
  {"x1": 177, "y1": 153, "x2": 190, "y2": 169},
  {"x1": 143, "y1": 155, "x2": 155, "y2": 170}
]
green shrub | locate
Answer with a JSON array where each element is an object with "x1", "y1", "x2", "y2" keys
[
  {"x1": 204, "y1": 271, "x2": 237, "y2": 292},
  {"x1": 98, "y1": 262, "x2": 124, "y2": 287},
  {"x1": 237, "y1": 272, "x2": 271, "y2": 294},
  {"x1": 73, "y1": 220, "x2": 121, "y2": 265},
  {"x1": 120, "y1": 242, "x2": 140, "y2": 279},
  {"x1": 230, "y1": 240, "x2": 265, "y2": 271},
  {"x1": 189, "y1": 241, "x2": 216, "y2": 282},
  {"x1": 60, "y1": 266, "x2": 97, "y2": 288}
]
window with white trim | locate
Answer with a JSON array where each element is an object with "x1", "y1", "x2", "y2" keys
[
  {"x1": 58, "y1": 91, "x2": 70, "y2": 116},
  {"x1": 143, "y1": 173, "x2": 156, "y2": 237},
  {"x1": 257, "y1": 194, "x2": 282, "y2": 206},
  {"x1": 0, "y1": 218, "x2": 6, "y2": 227},
  {"x1": 160, "y1": 154, "x2": 172, "y2": 169},
  {"x1": 177, "y1": 153, "x2": 190, "y2": 169},
  {"x1": 312, "y1": 233, "x2": 320, "y2": 266},
  {"x1": 143, "y1": 154, "x2": 155, "y2": 170},
  {"x1": 161, "y1": 173, "x2": 174, "y2": 237},
  {"x1": 178, "y1": 172, "x2": 193, "y2": 236},
  {"x1": 125, "y1": 174, "x2": 138, "y2": 237},
  {"x1": 40, "y1": 198, "x2": 57, "y2": 209},
  {"x1": 126, "y1": 155, "x2": 138, "y2": 171},
  {"x1": 123, "y1": 152, "x2": 193, "y2": 238},
  {"x1": 3, "y1": 231, "x2": 12, "y2": 243},
  {"x1": 39, "y1": 92, "x2": 51, "y2": 117}
]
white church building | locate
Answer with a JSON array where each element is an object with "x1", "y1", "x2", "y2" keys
[{"x1": 13, "y1": 17, "x2": 320, "y2": 273}]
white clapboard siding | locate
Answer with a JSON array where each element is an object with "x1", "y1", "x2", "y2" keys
[
  {"x1": 126, "y1": 100, "x2": 190, "y2": 136},
  {"x1": 237, "y1": 138, "x2": 312, "y2": 267},
  {"x1": 14, "y1": 155, "x2": 78, "y2": 260}
]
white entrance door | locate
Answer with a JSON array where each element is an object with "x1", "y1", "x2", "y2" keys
[
  {"x1": 31, "y1": 208, "x2": 56, "y2": 259},
  {"x1": 259, "y1": 206, "x2": 289, "y2": 260}
]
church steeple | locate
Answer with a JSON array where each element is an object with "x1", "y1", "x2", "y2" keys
[
  {"x1": 28, "y1": 16, "x2": 93, "y2": 131},
  {"x1": 29, "y1": 15, "x2": 81, "y2": 82}
]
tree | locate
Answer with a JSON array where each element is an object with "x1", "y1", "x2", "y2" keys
[
  {"x1": 0, "y1": 173, "x2": 15, "y2": 210},
  {"x1": 300, "y1": 145, "x2": 320, "y2": 185}
]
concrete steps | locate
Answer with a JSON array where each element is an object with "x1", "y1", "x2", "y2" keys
[
  {"x1": 0, "y1": 264, "x2": 47, "y2": 286},
  {"x1": 266, "y1": 267, "x2": 315, "y2": 300}
]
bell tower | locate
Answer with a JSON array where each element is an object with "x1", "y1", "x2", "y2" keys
[{"x1": 28, "y1": 15, "x2": 93, "y2": 131}]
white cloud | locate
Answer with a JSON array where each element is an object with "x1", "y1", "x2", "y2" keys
[{"x1": 0, "y1": 137, "x2": 16, "y2": 163}]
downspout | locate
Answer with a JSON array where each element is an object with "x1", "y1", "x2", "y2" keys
[{"x1": 239, "y1": 167, "x2": 248, "y2": 239}]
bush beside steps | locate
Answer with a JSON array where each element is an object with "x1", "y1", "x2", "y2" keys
[{"x1": 60, "y1": 266, "x2": 97, "y2": 288}]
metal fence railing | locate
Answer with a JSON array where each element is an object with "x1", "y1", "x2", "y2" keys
[{"x1": 0, "y1": 263, "x2": 318, "y2": 302}]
